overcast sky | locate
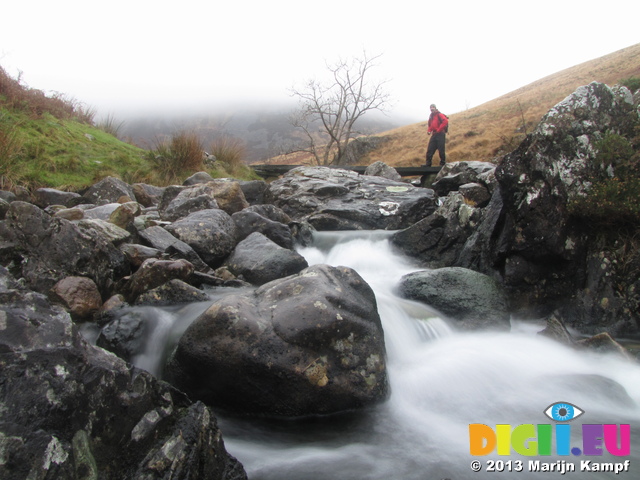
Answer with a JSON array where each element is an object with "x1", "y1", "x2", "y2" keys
[{"x1": 2, "y1": 0, "x2": 638, "y2": 123}]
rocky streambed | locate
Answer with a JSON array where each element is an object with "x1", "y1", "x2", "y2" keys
[{"x1": 1, "y1": 81, "x2": 639, "y2": 479}]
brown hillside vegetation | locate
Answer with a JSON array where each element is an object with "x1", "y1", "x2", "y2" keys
[
  {"x1": 268, "y1": 43, "x2": 640, "y2": 167},
  {"x1": 364, "y1": 43, "x2": 640, "y2": 167}
]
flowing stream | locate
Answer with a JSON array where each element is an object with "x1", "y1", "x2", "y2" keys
[{"x1": 130, "y1": 231, "x2": 640, "y2": 479}]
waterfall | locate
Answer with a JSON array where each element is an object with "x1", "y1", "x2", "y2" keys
[{"x1": 129, "y1": 230, "x2": 640, "y2": 479}]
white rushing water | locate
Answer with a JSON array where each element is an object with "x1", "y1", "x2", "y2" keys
[{"x1": 132, "y1": 231, "x2": 640, "y2": 479}]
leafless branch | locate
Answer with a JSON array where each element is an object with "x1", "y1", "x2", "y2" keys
[{"x1": 289, "y1": 51, "x2": 390, "y2": 165}]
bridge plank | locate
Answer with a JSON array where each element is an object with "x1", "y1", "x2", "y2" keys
[{"x1": 251, "y1": 164, "x2": 442, "y2": 178}]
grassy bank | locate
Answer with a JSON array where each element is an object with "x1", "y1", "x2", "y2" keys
[{"x1": 0, "y1": 66, "x2": 258, "y2": 192}]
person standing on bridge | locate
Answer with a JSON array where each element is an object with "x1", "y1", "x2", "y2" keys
[{"x1": 425, "y1": 104, "x2": 448, "y2": 167}]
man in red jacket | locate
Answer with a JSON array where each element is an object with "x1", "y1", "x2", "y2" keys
[{"x1": 425, "y1": 104, "x2": 448, "y2": 167}]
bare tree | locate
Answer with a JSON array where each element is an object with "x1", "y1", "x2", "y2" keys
[{"x1": 290, "y1": 52, "x2": 390, "y2": 166}]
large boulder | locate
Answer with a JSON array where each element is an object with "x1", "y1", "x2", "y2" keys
[
  {"x1": 431, "y1": 161, "x2": 496, "y2": 197},
  {"x1": 471, "y1": 82, "x2": 639, "y2": 330},
  {"x1": 238, "y1": 179, "x2": 268, "y2": 205},
  {"x1": 123, "y1": 257, "x2": 195, "y2": 302},
  {"x1": 132, "y1": 182, "x2": 165, "y2": 207},
  {"x1": 164, "y1": 209, "x2": 238, "y2": 267},
  {"x1": 391, "y1": 192, "x2": 485, "y2": 268},
  {"x1": 33, "y1": 187, "x2": 83, "y2": 208},
  {"x1": 165, "y1": 264, "x2": 388, "y2": 416},
  {"x1": 1, "y1": 201, "x2": 129, "y2": 296},
  {"x1": 397, "y1": 267, "x2": 510, "y2": 331},
  {"x1": 205, "y1": 179, "x2": 250, "y2": 215},
  {"x1": 137, "y1": 225, "x2": 210, "y2": 271},
  {"x1": 158, "y1": 184, "x2": 219, "y2": 222},
  {"x1": 364, "y1": 161, "x2": 402, "y2": 181},
  {"x1": 81, "y1": 176, "x2": 136, "y2": 205},
  {"x1": 393, "y1": 82, "x2": 640, "y2": 335},
  {"x1": 231, "y1": 209, "x2": 294, "y2": 248},
  {"x1": 266, "y1": 166, "x2": 437, "y2": 230},
  {"x1": 159, "y1": 180, "x2": 249, "y2": 221},
  {"x1": 223, "y1": 232, "x2": 308, "y2": 285},
  {"x1": 0, "y1": 265, "x2": 246, "y2": 480}
]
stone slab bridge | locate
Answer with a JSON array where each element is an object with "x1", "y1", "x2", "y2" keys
[{"x1": 250, "y1": 164, "x2": 442, "y2": 178}]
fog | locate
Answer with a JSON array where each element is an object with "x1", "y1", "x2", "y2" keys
[{"x1": 1, "y1": 0, "x2": 638, "y2": 124}]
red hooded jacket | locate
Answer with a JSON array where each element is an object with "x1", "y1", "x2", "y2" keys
[{"x1": 428, "y1": 111, "x2": 448, "y2": 134}]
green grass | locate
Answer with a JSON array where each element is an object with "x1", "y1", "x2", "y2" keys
[
  {"x1": 1, "y1": 64, "x2": 261, "y2": 192},
  {"x1": 0, "y1": 108, "x2": 151, "y2": 190},
  {"x1": 0, "y1": 107, "x2": 261, "y2": 191}
]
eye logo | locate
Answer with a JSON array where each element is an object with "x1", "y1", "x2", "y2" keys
[{"x1": 544, "y1": 402, "x2": 584, "y2": 422}]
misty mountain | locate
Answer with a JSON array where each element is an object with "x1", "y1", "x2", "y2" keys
[{"x1": 120, "y1": 107, "x2": 405, "y2": 163}]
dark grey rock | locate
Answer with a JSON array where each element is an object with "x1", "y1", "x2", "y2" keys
[
  {"x1": 243, "y1": 203, "x2": 292, "y2": 224},
  {"x1": 0, "y1": 197, "x2": 9, "y2": 220},
  {"x1": 82, "y1": 176, "x2": 136, "y2": 205},
  {"x1": 488, "y1": 82, "x2": 638, "y2": 326},
  {"x1": 397, "y1": 267, "x2": 510, "y2": 331},
  {"x1": 33, "y1": 188, "x2": 83, "y2": 208},
  {"x1": 96, "y1": 309, "x2": 148, "y2": 362},
  {"x1": 132, "y1": 182, "x2": 166, "y2": 207},
  {"x1": 0, "y1": 265, "x2": 246, "y2": 480},
  {"x1": 231, "y1": 209, "x2": 294, "y2": 249},
  {"x1": 431, "y1": 161, "x2": 496, "y2": 197},
  {"x1": 159, "y1": 184, "x2": 219, "y2": 222},
  {"x1": 364, "y1": 161, "x2": 402, "y2": 181},
  {"x1": 183, "y1": 171, "x2": 215, "y2": 185},
  {"x1": 164, "y1": 209, "x2": 238, "y2": 268},
  {"x1": 391, "y1": 193, "x2": 484, "y2": 268},
  {"x1": 119, "y1": 243, "x2": 163, "y2": 268},
  {"x1": 238, "y1": 179, "x2": 268, "y2": 205},
  {"x1": 267, "y1": 166, "x2": 437, "y2": 230},
  {"x1": 124, "y1": 258, "x2": 195, "y2": 302},
  {"x1": 165, "y1": 264, "x2": 388, "y2": 416},
  {"x1": 134, "y1": 279, "x2": 210, "y2": 306},
  {"x1": 137, "y1": 225, "x2": 209, "y2": 271},
  {"x1": 2, "y1": 201, "x2": 129, "y2": 297},
  {"x1": 459, "y1": 182, "x2": 491, "y2": 207},
  {"x1": 223, "y1": 232, "x2": 308, "y2": 285},
  {"x1": 0, "y1": 190, "x2": 17, "y2": 203}
]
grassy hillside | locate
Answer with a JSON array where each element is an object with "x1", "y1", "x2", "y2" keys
[
  {"x1": 265, "y1": 44, "x2": 640, "y2": 167},
  {"x1": 0, "y1": 65, "x2": 155, "y2": 191},
  {"x1": 0, "y1": 66, "x2": 259, "y2": 192},
  {"x1": 363, "y1": 43, "x2": 640, "y2": 167},
  {"x1": 0, "y1": 108, "x2": 152, "y2": 190}
]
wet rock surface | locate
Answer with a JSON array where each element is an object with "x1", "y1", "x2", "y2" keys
[
  {"x1": 0, "y1": 265, "x2": 246, "y2": 480},
  {"x1": 266, "y1": 166, "x2": 437, "y2": 230},
  {"x1": 166, "y1": 264, "x2": 389, "y2": 416}
]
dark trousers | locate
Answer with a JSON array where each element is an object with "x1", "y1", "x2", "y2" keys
[{"x1": 426, "y1": 132, "x2": 446, "y2": 166}]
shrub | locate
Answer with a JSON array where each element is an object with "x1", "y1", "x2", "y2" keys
[
  {"x1": 0, "y1": 66, "x2": 95, "y2": 123},
  {"x1": 568, "y1": 132, "x2": 640, "y2": 227},
  {"x1": 97, "y1": 114, "x2": 125, "y2": 138},
  {"x1": 147, "y1": 131, "x2": 204, "y2": 185},
  {"x1": 208, "y1": 136, "x2": 246, "y2": 173},
  {"x1": 170, "y1": 131, "x2": 204, "y2": 171},
  {"x1": 620, "y1": 76, "x2": 640, "y2": 93}
]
